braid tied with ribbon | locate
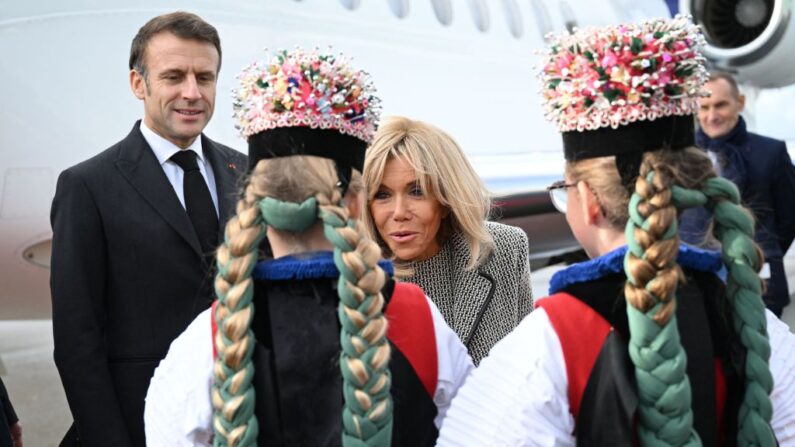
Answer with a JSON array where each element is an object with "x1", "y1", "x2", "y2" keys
[
  {"x1": 212, "y1": 165, "x2": 268, "y2": 447},
  {"x1": 625, "y1": 156, "x2": 775, "y2": 446},
  {"x1": 212, "y1": 161, "x2": 393, "y2": 447},
  {"x1": 317, "y1": 189, "x2": 394, "y2": 447},
  {"x1": 671, "y1": 176, "x2": 775, "y2": 446},
  {"x1": 624, "y1": 160, "x2": 700, "y2": 447}
]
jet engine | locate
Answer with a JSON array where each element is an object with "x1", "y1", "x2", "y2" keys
[{"x1": 680, "y1": 0, "x2": 795, "y2": 87}]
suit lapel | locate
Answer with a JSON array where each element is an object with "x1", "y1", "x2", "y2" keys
[
  {"x1": 202, "y1": 135, "x2": 242, "y2": 244},
  {"x1": 115, "y1": 121, "x2": 203, "y2": 257},
  {"x1": 448, "y1": 235, "x2": 495, "y2": 346}
]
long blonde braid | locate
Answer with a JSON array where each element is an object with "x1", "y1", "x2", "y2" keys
[
  {"x1": 316, "y1": 188, "x2": 393, "y2": 446},
  {"x1": 212, "y1": 162, "x2": 268, "y2": 447}
]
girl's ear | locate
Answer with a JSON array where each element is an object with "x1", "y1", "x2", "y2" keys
[
  {"x1": 344, "y1": 189, "x2": 364, "y2": 220},
  {"x1": 576, "y1": 181, "x2": 602, "y2": 226}
]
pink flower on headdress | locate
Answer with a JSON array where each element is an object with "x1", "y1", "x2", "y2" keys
[
  {"x1": 280, "y1": 62, "x2": 295, "y2": 77},
  {"x1": 662, "y1": 53, "x2": 673, "y2": 63},
  {"x1": 601, "y1": 50, "x2": 618, "y2": 69},
  {"x1": 556, "y1": 53, "x2": 574, "y2": 71}
]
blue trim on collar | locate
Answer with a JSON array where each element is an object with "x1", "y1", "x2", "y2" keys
[
  {"x1": 252, "y1": 251, "x2": 394, "y2": 280},
  {"x1": 548, "y1": 244, "x2": 723, "y2": 294}
]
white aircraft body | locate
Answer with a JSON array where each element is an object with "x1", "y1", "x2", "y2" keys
[{"x1": 1, "y1": 0, "x2": 794, "y2": 319}]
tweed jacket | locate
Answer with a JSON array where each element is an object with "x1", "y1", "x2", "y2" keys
[{"x1": 403, "y1": 221, "x2": 533, "y2": 364}]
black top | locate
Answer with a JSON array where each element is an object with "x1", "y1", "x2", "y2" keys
[
  {"x1": 248, "y1": 272, "x2": 437, "y2": 447},
  {"x1": 560, "y1": 270, "x2": 745, "y2": 447}
]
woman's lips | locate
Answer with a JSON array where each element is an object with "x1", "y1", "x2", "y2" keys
[{"x1": 389, "y1": 231, "x2": 418, "y2": 243}]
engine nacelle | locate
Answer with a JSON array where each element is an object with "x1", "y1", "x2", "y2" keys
[{"x1": 680, "y1": 0, "x2": 795, "y2": 87}]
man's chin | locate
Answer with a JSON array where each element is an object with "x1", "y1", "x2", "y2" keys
[
  {"x1": 704, "y1": 127, "x2": 728, "y2": 139},
  {"x1": 174, "y1": 121, "x2": 208, "y2": 138}
]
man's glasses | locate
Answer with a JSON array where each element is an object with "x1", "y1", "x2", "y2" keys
[{"x1": 546, "y1": 180, "x2": 577, "y2": 213}]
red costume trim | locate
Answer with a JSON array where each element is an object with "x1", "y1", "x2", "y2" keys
[
  {"x1": 538, "y1": 293, "x2": 729, "y2": 436},
  {"x1": 386, "y1": 283, "x2": 439, "y2": 398},
  {"x1": 536, "y1": 293, "x2": 612, "y2": 420}
]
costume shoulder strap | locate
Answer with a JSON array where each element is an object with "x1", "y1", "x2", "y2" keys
[
  {"x1": 536, "y1": 293, "x2": 611, "y2": 420},
  {"x1": 386, "y1": 282, "x2": 438, "y2": 397}
]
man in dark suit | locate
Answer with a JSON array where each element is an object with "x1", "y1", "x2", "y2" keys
[
  {"x1": 693, "y1": 72, "x2": 795, "y2": 316},
  {"x1": 50, "y1": 12, "x2": 246, "y2": 446}
]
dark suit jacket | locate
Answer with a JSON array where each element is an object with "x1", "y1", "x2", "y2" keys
[
  {"x1": 740, "y1": 131, "x2": 795, "y2": 258},
  {"x1": 50, "y1": 121, "x2": 246, "y2": 447},
  {"x1": 682, "y1": 121, "x2": 795, "y2": 259}
]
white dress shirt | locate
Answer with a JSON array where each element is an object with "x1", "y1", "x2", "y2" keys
[{"x1": 140, "y1": 121, "x2": 219, "y2": 216}]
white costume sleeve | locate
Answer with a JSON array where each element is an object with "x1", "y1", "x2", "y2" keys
[
  {"x1": 144, "y1": 308, "x2": 214, "y2": 447},
  {"x1": 428, "y1": 297, "x2": 475, "y2": 429},
  {"x1": 436, "y1": 308, "x2": 575, "y2": 446},
  {"x1": 768, "y1": 309, "x2": 795, "y2": 446}
]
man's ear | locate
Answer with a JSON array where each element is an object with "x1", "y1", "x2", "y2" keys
[
  {"x1": 130, "y1": 69, "x2": 146, "y2": 100},
  {"x1": 738, "y1": 93, "x2": 746, "y2": 112},
  {"x1": 576, "y1": 181, "x2": 602, "y2": 226}
]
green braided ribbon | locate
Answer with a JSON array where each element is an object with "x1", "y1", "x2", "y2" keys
[
  {"x1": 212, "y1": 220, "x2": 266, "y2": 447},
  {"x1": 259, "y1": 196, "x2": 318, "y2": 232},
  {"x1": 674, "y1": 177, "x2": 775, "y2": 446},
  {"x1": 319, "y1": 206, "x2": 393, "y2": 447},
  {"x1": 625, "y1": 170, "x2": 701, "y2": 447}
]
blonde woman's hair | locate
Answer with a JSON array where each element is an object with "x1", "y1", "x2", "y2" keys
[
  {"x1": 212, "y1": 156, "x2": 392, "y2": 446},
  {"x1": 362, "y1": 116, "x2": 494, "y2": 273}
]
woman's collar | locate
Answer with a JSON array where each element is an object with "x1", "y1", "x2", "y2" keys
[
  {"x1": 548, "y1": 244, "x2": 723, "y2": 294},
  {"x1": 253, "y1": 251, "x2": 394, "y2": 280}
]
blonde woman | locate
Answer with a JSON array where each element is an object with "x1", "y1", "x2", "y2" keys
[
  {"x1": 438, "y1": 17, "x2": 795, "y2": 446},
  {"x1": 363, "y1": 117, "x2": 532, "y2": 364},
  {"x1": 143, "y1": 49, "x2": 472, "y2": 447}
]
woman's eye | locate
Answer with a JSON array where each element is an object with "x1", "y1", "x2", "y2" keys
[
  {"x1": 409, "y1": 186, "x2": 424, "y2": 197},
  {"x1": 373, "y1": 190, "x2": 390, "y2": 200}
]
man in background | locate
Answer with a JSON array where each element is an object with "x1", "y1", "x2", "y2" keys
[
  {"x1": 696, "y1": 72, "x2": 795, "y2": 316},
  {"x1": 50, "y1": 12, "x2": 245, "y2": 446}
]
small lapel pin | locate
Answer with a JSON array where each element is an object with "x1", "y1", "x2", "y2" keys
[{"x1": 228, "y1": 162, "x2": 237, "y2": 170}]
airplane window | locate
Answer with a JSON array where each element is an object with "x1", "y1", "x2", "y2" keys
[
  {"x1": 388, "y1": 0, "x2": 410, "y2": 18},
  {"x1": 432, "y1": 0, "x2": 453, "y2": 26},
  {"x1": 502, "y1": 0, "x2": 524, "y2": 38},
  {"x1": 559, "y1": 1, "x2": 578, "y2": 33},
  {"x1": 530, "y1": 0, "x2": 555, "y2": 42},
  {"x1": 339, "y1": 0, "x2": 362, "y2": 10},
  {"x1": 468, "y1": 0, "x2": 490, "y2": 32}
]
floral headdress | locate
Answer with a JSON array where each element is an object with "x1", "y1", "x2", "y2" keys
[
  {"x1": 234, "y1": 47, "x2": 381, "y2": 142},
  {"x1": 538, "y1": 15, "x2": 709, "y2": 178},
  {"x1": 233, "y1": 48, "x2": 381, "y2": 177},
  {"x1": 539, "y1": 15, "x2": 707, "y2": 134}
]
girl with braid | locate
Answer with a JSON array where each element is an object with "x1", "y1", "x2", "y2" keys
[
  {"x1": 144, "y1": 48, "x2": 473, "y2": 447},
  {"x1": 438, "y1": 16, "x2": 795, "y2": 446}
]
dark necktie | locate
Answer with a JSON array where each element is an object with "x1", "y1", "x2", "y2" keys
[{"x1": 170, "y1": 150, "x2": 219, "y2": 257}]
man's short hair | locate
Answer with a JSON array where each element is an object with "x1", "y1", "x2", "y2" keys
[
  {"x1": 709, "y1": 72, "x2": 741, "y2": 98},
  {"x1": 129, "y1": 11, "x2": 222, "y2": 79}
]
